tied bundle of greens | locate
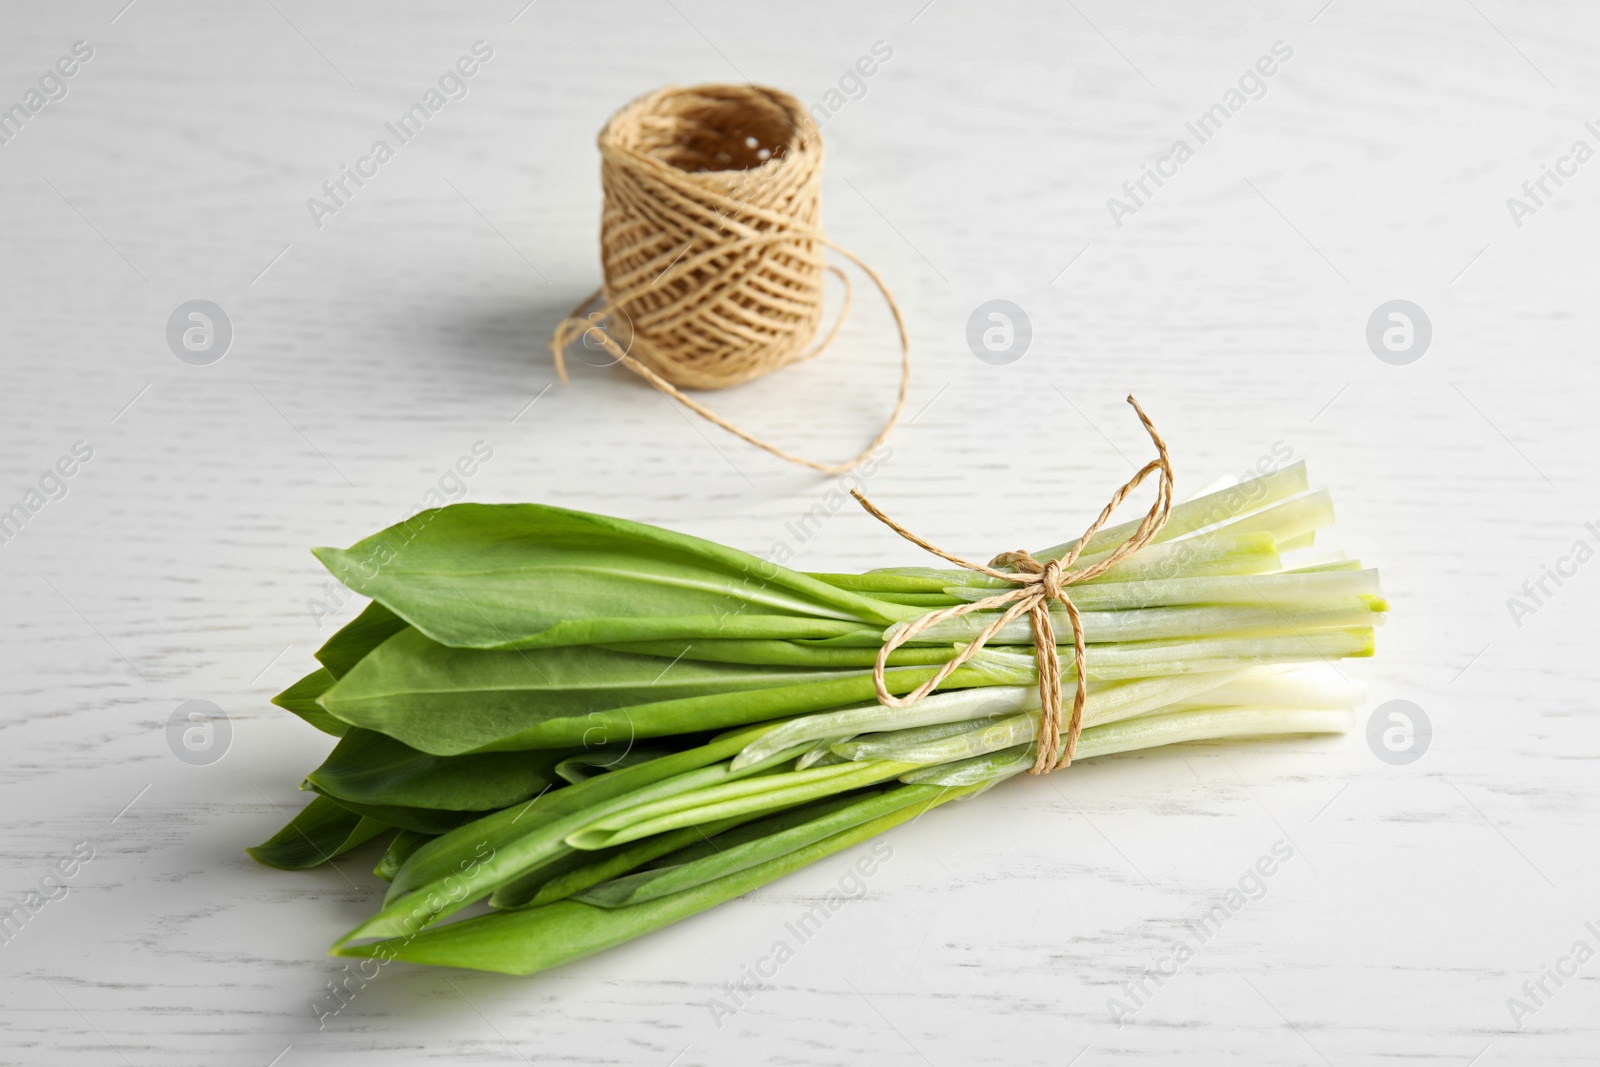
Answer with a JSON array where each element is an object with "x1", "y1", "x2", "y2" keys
[{"x1": 251, "y1": 454, "x2": 1383, "y2": 976}]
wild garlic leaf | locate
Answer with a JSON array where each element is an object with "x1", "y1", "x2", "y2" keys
[
  {"x1": 312, "y1": 503, "x2": 912, "y2": 650},
  {"x1": 306, "y1": 728, "x2": 576, "y2": 812},
  {"x1": 317, "y1": 627, "x2": 877, "y2": 754},
  {"x1": 245, "y1": 794, "x2": 388, "y2": 870},
  {"x1": 274, "y1": 601, "x2": 413, "y2": 736},
  {"x1": 301, "y1": 788, "x2": 479, "y2": 835},
  {"x1": 315, "y1": 600, "x2": 408, "y2": 677},
  {"x1": 271, "y1": 667, "x2": 346, "y2": 737}
]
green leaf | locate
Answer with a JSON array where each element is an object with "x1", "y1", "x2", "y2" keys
[
  {"x1": 576, "y1": 790, "x2": 895, "y2": 907},
  {"x1": 271, "y1": 667, "x2": 346, "y2": 737},
  {"x1": 315, "y1": 600, "x2": 408, "y2": 677},
  {"x1": 274, "y1": 601, "x2": 412, "y2": 737},
  {"x1": 311, "y1": 503, "x2": 914, "y2": 651},
  {"x1": 246, "y1": 795, "x2": 389, "y2": 870},
  {"x1": 302, "y1": 788, "x2": 480, "y2": 835},
  {"x1": 318, "y1": 627, "x2": 912, "y2": 754},
  {"x1": 306, "y1": 728, "x2": 573, "y2": 812}
]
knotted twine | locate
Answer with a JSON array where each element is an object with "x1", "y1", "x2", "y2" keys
[
  {"x1": 549, "y1": 84, "x2": 910, "y2": 475},
  {"x1": 851, "y1": 396, "x2": 1174, "y2": 774}
]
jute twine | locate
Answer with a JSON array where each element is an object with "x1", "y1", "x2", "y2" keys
[
  {"x1": 549, "y1": 84, "x2": 910, "y2": 475},
  {"x1": 852, "y1": 397, "x2": 1175, "y2": 774}
]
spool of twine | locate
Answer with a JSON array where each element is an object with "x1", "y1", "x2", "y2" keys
[{"x1": 550, "y1": 84, "x2": 909, "y2": 475}]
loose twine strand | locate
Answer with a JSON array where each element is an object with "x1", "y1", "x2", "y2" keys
[
  {"x1": 851, "y1": 396, "x2": 1175, "y2": 774},
  {"x1": 550, "y1": 84, "x2": 910, "y2": 475}
]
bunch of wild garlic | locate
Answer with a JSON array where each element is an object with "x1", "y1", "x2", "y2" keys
[{"x1": 249, "y1": 459, "x2": 1381, "y2": 975}]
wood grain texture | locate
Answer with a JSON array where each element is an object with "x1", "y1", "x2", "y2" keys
[{"x1": 1, "y1": 0, "x2": 1597, "y2": 1063}]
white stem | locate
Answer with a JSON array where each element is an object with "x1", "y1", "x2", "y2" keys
[{"x1": 902, "y1": 705, "x2": 1353, "y2": 786}]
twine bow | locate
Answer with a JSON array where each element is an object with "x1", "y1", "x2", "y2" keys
[{"x1": 851, "y1": 396, "x2": 1174, "y2": 774}]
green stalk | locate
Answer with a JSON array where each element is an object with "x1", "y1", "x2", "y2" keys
[
  {"x1": 897, "y1": 598, "x2": 1384, "y2": 646},
  {"x1": 567, "y1": 759, "x2": 917, "y2": 849},
  {"x1": 1208, "y1": 490, "x2": 1335, "y2": 547},
  {"x1": 345, "y1": 724, "x2": 791, "y2": 943},
  {"x1": 730, "y1": 686, "x2": 1036, "y2": 770},
  {"x1": 577, "y1": 787, "x2": 935, "y2": 907},
  {"x1": 599, "y1": 638, "x2": 981, "y2": 669},
  {"x1": 1078, "y1": 704, "x2": 1353, "y2": 759},
  {"x1": 943, "y1": 568, "x2": 1382, "y2": 610},
  {"x1": 1162, "y1": 664, "x2": 1362, "y2": 712},
  {"x1": 833, "y1": 669, "x2": 1247, "y2": 763},
  {"x1": 903, "y1": 705, "x2": 1355, "y2": 786},
  {"x1": 961, "y1": 629, "x2": 1376, "y2": 681},
  {"x1": 820, "y1": 530, "x2": 1282, "y2": 594},
  {"x1": 333, "y1": 783, "x2": 980, "y2": 975},
  {"x1": 490, "y1": 816, "x2": 753, "y2": 910},
  {"x1": 795, "y1": 737, "x2": 853, "y2": 769},
  {"x1": 1037, "y1": 461, "x2": 1310, "y2": 559}
]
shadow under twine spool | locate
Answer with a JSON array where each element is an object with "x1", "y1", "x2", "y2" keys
[{"x1": 549, "y1": 84, "x2": 909, "y2": 475}]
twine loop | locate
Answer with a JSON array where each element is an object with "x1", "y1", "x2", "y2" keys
[
  {"x1": 550, "y1": 84, "x2": 910, "y2": 475},
  {"x1": 851, "y1": 396, "x2": 1174, "y2": 774}
]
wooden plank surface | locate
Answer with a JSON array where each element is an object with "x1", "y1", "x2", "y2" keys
[{"x1": 1, "y1": 1, "x2": 1596, "y2": 1063}]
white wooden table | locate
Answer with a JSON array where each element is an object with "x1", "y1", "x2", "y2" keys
[{"x1": 3, "y1": 2, "x2": 1596, "y2": 1063}]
